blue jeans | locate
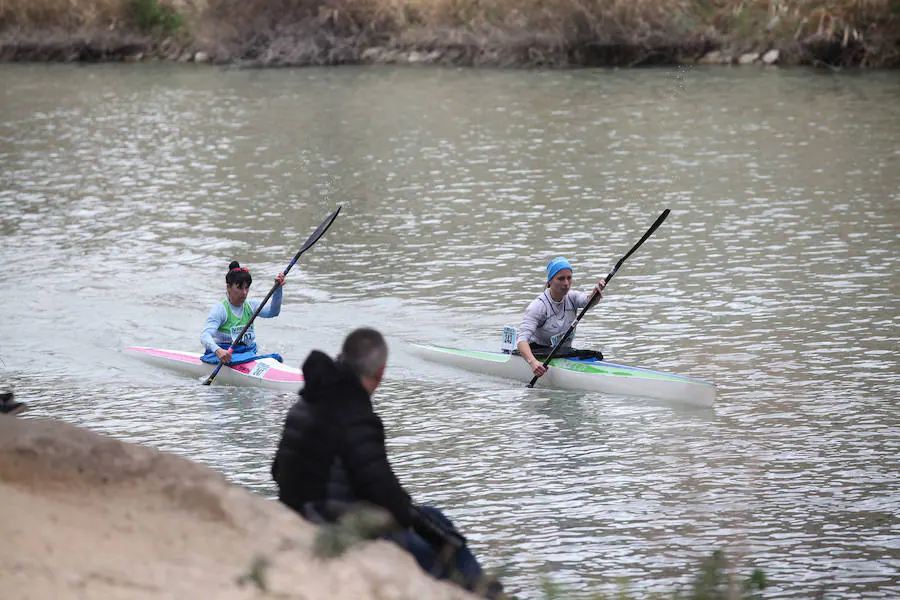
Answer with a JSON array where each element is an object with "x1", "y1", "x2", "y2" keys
[{"x1": 387, "y1": 505, "x2": 497, "y2": 596}]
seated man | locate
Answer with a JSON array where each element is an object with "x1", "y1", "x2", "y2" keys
[{"x1": 271, "y1": 328, "x2": 501, "y2": 597}]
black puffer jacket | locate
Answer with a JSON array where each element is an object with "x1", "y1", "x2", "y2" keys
[{"x1": 271, "y1": 350, "x2": 413, "y2": 527}]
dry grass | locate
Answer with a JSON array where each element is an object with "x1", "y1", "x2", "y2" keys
[
  {"x1": 0, "y1": 0, "x2": 897, "y2": 65},
  {"x1": 0, "y1": 0, "x2": 126, "y2": 28},
  {"x1": 694, "y1": 0, "x2": 895, "y2": 39},
  {"x1": 3, "y1": 0, "x2": 893, "y2": 33}
]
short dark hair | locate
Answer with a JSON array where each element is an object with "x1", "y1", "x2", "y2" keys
[{"x1": 340, "y1": 328, "x2": 388, "y2": 377}]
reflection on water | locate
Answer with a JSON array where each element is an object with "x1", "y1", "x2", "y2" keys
[{"x1": 2, "y1": 64, "x2": 899, "y2": 598}]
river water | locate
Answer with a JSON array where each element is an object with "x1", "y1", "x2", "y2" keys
[{"x1": 2, "y1": 63, "x2": 898, "y2": 598}]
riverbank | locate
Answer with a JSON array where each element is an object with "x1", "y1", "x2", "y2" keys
[
  {"x1": 0, "y1": 0, "x2": 898, "y2": 68},
  {"x1": 0, "y1": 415, "x2": 481, "y2": 600}
]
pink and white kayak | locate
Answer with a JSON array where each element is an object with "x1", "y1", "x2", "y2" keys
[{"x1": 125, "y1": 346, "x2": 304, "y2": 392}]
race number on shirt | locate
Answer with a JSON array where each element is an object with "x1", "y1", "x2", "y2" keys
[
  {"x1": 230, "y1": 325, "x2": 255, "y2": 345},
  {"x1": 550, "y1": 331, "x2": 574, "y2": 347}
]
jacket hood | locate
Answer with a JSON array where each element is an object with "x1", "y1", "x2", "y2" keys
[{"x1": 300, "y1": 350, "x2": 368, "y2": 405}]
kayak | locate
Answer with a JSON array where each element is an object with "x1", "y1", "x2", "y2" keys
[
  {"x1": 409, "y1": 343, "x2": 716, "y2": 408},
  {"x1": 125, "y1": 346, "x2": 304, "y2": 392}
]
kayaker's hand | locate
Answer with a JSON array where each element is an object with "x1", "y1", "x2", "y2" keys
[
  {"x1": 593, "y1": 279, "x2": 606, "y2": 298},
  {"x1": 215, "y1": 348, "x2": 233, "y2": 364},
  {"x1": 529, "y1": 358, "x2": 547, "y2": 377},
  {"x1": 274, "y1": 272, "x2": 286, "y2": 287}
]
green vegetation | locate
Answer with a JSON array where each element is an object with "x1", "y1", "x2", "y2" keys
[
  {"x1": 129, "y1": 0, "x2": 183, "y2": 36},
  {"x1": 311, "y1": 518, "x2": 768, "y2": 600},
  {"x1": 312, "y1": 506, "x2": 397, "y2": 559},
  {"x1": 308, "y1": 507, "x2": 767, "y2": 600},
  {"x1": 529, "y1": 550, "x2": 767, "y2": 600},
  {"x1": 235, "y1": 554, "x2": 271, "y2": 593},
  {"x1": 0, "y1": 0, "x2": 185, "y2": 32}
]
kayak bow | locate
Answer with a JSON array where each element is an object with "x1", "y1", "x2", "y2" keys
[{"x1": 126, "y1": 346, "x2": 304, "y2": 392}]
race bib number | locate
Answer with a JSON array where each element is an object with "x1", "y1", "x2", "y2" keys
[
  {"x1": 231, "y1": 325, "x2": 255, "y2": 345},
  {"x1": 500, "y1": 326, "x2": 517, "y2": 353},
  {"x1": 248, "y1": 362, "x2": 271, "y2": 379},
  {"x1": 550, "y1": 331, "x2": 573, "y2": 347}
]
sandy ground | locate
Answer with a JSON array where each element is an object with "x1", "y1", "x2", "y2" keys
[{"x1": 0, "y1": 415, "x2": 481, "y2": 600}]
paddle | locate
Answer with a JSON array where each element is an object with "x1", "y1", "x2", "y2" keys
[
  {"x1": 202, "y1": 205, "x2": 342, "y2": 386},
  {"x1": 526, "y1": 208, "x2": 671, "y2": 388}
]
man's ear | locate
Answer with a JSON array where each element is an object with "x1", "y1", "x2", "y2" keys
[{"x1": 375, "y1": 363, "x2": 386, "y2": 381}]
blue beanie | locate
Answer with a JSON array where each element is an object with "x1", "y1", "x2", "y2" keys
[{"x1": 546, "y1": 257, "x2": 573, "y2": 282}]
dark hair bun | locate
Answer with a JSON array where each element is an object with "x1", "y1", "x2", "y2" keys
[{"x1": 225, "y1": 261, "x2": 251, "y2": 286}]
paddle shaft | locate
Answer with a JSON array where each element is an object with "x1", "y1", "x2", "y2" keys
[
  {"x1": 202, "y1": 206, "x2": 342, "y2": 386},
  {"x1": 526, "y1": 208, "x2": 670, "y2": 388}
]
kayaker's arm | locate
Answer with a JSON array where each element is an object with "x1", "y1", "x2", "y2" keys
[
  {"x1": 581, "y1": 280, "x2": 606, "y2": 306},
  {"x1": 254, "y1": 273, "x2": 285, "y2": 318},
  {"x1": 518, "y1": 300, "x2": 549, "y2": 377},
  {"x1": 517, "y1": 340, "x2": 547, "y2": 377},
  {"x1": 200, "y1": 304, "x2": 226, "y2": 354},
  {"x1": 201, "y1": 304, "x2": 233, "y2": 363}
]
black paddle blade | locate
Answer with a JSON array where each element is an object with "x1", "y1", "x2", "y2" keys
[
  {"x1": 283, "y1": 205, "x2": 342, "y2": 276},
  {"x1": 638, "y1": 208, "x2": 669, "y2": 251},
  {"x1": 298, "y1": 205, "x2": 341, "y2": 255}
]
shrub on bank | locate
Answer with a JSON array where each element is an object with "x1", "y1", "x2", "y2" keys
[
  {"x1": 520, "y1": 550, "x2": 768, "y2": 600},
  {"x1": 0, "y1": 0, "x2": 184, "y2": 33},
  {"x1": 130, "y1": 0, "x2": 183, "y2": 35}
]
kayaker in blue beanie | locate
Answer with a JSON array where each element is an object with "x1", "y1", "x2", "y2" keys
[{"x1": 516, "y1": 257, "x2": 605, "y2": 378}]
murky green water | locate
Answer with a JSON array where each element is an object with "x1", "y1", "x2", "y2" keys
[{"x1": 2, "y1": 63, "x2": 898, "y2": 598}]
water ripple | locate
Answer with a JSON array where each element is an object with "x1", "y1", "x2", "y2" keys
[{"x1": 2, "y1": 64, "x2": 899, "y2": 599}]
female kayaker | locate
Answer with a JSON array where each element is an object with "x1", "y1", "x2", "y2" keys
[
  {"x1": 516, "y1": 256, "x2": 605, "y2": 378},
  {"x1": 200, "y1": 261, "x2": 286, "y2": 364}
]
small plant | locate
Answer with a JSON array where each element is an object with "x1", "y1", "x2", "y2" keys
[
  {"x1": 235, "y1": 554, "x2": 270, "y2": 592},
  {"x1": 130, "y1": 0, "x2": 184, "y2": 36},
  {"x1": 531, "y1": 550, "x2": 766, "y2": 600},
  {"x1": 684, "y1": 550, "x2": 766, "y2": 600},
  {"x1": 312, "y1": 506, "x2": 397, "y2": 559}
]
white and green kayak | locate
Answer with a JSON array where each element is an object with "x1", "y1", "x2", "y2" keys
[{"x1": 410, "y1": 343, "x2": 716, "y2": 408}]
